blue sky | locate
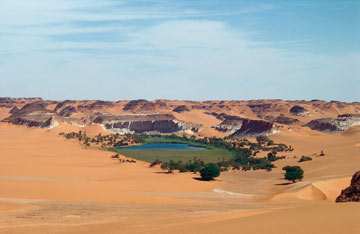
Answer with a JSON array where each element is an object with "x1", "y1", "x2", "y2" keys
[{"x1": 0, "y1": 0, "x2": 359, "y2": 101}]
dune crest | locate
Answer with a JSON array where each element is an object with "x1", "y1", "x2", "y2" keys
[{"x1": 271, "y1": 177, "x2": 351, "y2": 201}]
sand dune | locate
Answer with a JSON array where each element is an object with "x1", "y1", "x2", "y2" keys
[
  {"x1": 271, "y1": 177, "x2": 351, "y2": 201},
  {"x1": 172, "y1": 110, "x2": 226, "y2": 137},
  {"x1": 1, "y1": 120, "x2": 360, "y2": 233}
]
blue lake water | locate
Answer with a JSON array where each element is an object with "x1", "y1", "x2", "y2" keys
[{"x1": 119, "y1": 143, "x2": 205, "y2": 150}]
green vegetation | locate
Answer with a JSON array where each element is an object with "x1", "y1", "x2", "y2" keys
[
  {"x1": 140, "y1": 136, "x2": 214, "y2": 149},
  {"x1": 282, "y1": 166, "x2": 304, "y2": 183},
  {"x1": 110, "y1": 148, "x2": 232, "y2": 163},
  {"x1": 200, "y1": 164, "x2": 221, "y2": 181},
  {"x1": 155, "y1": 158, "x2": 204, "y2": 174},
  {"x1": 298, "y1": 156, "x2": 312, "y2": 162},
  {"x1": 59, "y1": 131, "x2": 293, "y2": 176}
]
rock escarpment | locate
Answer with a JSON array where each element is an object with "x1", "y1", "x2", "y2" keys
[
  {"x1": 1, "y1": 98, "x2": 360, "y2": 137},
  {"x1": 77, "y1": 101, "x2": 114, "y2": 112},
  {"x1": 173, "y1": 105, "x2": 190, "y2": 113},
  {"x1": 211, "y1": 113, "x2": 276, "y2": 137},
  {"x1": 59, "y1": 106, "x2": 77, "y2": 117},
  {"x1": 91, "y1": 113, "x2": 201, "y2": 134},
  {"x1": 290, "y1": 105, "x2": 308, "y2": 116},
  {"x1": 204, "y1": 112, "x2": 230, "y2": 121},
  {"x1": 305, "y1": 114, "x2": 360, "y2": 132},
  {"x1": 214, "y1": 115, "x2": 245, "y2": 133},
  {"x1": 123, "y1": 99, "x2": 156, "y2": 112},
  {"x1": 336, "y1": 171, "x2": 360, "y2": 202},
  {"x1": 263, "y1": 115, "x2": 299, "y2": 125},
  {"x1": 247, "y1": 102, "x2": 287, "y2": 116},
  {"x1": 2, "y1": 103, "x2": 60, "y2": 128},
  {"x1": 9, "y1": 106, "x2": 20, "y2": 114},
  {"x1": 229, "y1": 119, "x2": 276, "y2": 139}
]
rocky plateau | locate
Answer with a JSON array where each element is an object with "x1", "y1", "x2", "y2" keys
[{"x1": 1, "y1": 98, "x2": 360, "y2": 137}]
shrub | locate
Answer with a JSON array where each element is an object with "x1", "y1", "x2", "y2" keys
[
  {"x1": 267, "y1": 152, "x2": 276, "y2": 161},
  {"x1": 256, "y1": 135, "x2": 270, "y2": 143},
  {"x1": 282, "y1": 166, "x2": 304, "y2": 183},
  {"x1": 150, "y1": 159, "x2": 162, "y2": 167},
  {"x1": 242, "y1": 164, "x2": 251, "y2": 171},
  {"x1": 160, "y1": 162, "x2": 170, "y2": 173},
  {"x1": 168, "y1": 160, "x2": 178, "y2": 173},
  {"x1": 185, "y1": 162, "x2": 201, "y2": 173},
  {"x1": 298, "y1": 156, "x2": 312, "y2": 162},
  {"x1": 111, "y1": 154, "x2": 119, "y2": 159},
  {"x1": 200, "y1": 164, "x2": 221, "y2": 181}
]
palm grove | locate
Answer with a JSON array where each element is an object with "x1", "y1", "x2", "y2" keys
[{"x1": 60, "y1": 132, "x2": 304, "y2": 182}]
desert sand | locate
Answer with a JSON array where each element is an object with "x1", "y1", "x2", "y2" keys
[{"x1": 1, "y1": 116, "x2": 360, "y2": 233}]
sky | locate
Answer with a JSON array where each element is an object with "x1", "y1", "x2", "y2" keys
[{"x1": 0, "y1": 0, "x2": 359, "y2": 101}]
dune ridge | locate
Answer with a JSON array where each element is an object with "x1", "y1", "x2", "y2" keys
[{"x1": 1, "y1": 99, "x2": 360, "y2": 233}]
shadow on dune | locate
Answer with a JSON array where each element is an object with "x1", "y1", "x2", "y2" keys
[
  {"x1": 153, "y1": 171, "x2": 171, "y2": 174},
  {"x1": 275, "y1": 182, "x2": 293, "y2": 186},
  {"x1": 192, "y1": 177, "x2": 217, "y2": 182}
]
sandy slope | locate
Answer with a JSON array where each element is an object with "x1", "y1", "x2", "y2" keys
[
  {"x1": 172, "y1": 110, "x2": 226, "y2": 137},
  {"x1": 1, "y1": 123, "x2": 360, "y2": 234}
]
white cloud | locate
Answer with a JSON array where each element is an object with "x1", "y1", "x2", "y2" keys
[{"x1": 0, "y1": 1, "x2": 358, "y2": 101}]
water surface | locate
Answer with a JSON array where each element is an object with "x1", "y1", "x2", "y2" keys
[{"x1": 119, "y1": 143, "x2": 205, "y2": 150}]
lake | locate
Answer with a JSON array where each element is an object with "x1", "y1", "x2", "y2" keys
[{"x1": 119, "y1": 143, "x2": 205, "y2": 150}]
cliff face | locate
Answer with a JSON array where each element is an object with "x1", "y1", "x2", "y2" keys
[
  {"x1": 2, "y1": 103, "x2": 60, "y2": 128},
  {"x1": 210, "y1": 112, "x2": 276, "y2": 137},
  {"x1": 173, "y1": 105, "x2": 190, "y2": 113},
  {"x1": 213, "y1": 115, "x2": 245, "y2": 133},
  {"x1": 290, "y1": 105, "x2": 308, "y2": 116},
  {"x1": 91, "y1": 113, "x2": 201, "y2": 134},
  {"x1": 1, "y1": 98, "x2": 360, "y2": 137},
  {"x1": 59, "y1": 106, "x2": 77, "y2": 117},
  {"x1": 229, "y1": 119, "x2": 276, "y2": 139},
  {"x1": 9, "y1": 107, "x2": 20, "y2": 114},
  {"x1": 336, "y1": 171, "x2": 360, "y2": 202},
  {"x1": 264, "y1": 115, "x2": 299, "y2": 125},
  {"x1": 305, "y1": 114, "x2": 360, "y2": 132}
]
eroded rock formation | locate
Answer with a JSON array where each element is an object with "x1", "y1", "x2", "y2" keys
[
  {"x1": 229, "y1": 119, "x2": 276, "y2": 138},
  {"x1": 91, "y1": 113, "x2": 201, "y2": 134},
  {"x1": 59, "y1": 106, "x2": 77, "y2": 117},
  {"x1": 263, "y1": 115, "x2": 299, "y2": 125},
  {"x1": 1, "y1": 98, "x2": 360, "y2": 137},
  {"x1": 214, "y1": 115, "x2": 245, "y2": 133},
  {"x1": 123, "y1": 99, "x2": 156, "y2": 112},
  {"x1": 290, "y1": 105, "x2": 308, "y2": 116},
  {"x1": 9, "y1": 106, "x2": 20, "y2": 114},
  {"x1": 305, "y1": 114, "x2": 360, "y2": 132},
  {"x1": 173, "y1": 105, "x2": 190, "y2": 113},
  {"x1": 336, "y1": 171, "x2": 360, "y2": 202},
  {"x1": 2, "y1": 103, "x2": 60, "y2": 128}
]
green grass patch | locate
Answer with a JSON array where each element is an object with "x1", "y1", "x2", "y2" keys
[
  {"x1": 141, "y1": 137, "x2": 217, "y2": 149},
  {"x1": 109, "y1": 148, "x2": 233, "y2": 163}
]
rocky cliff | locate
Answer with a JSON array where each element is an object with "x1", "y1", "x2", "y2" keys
[
  {"x1": 229, "y1": 119, "x2": 276, "y2": 139},
  {"x1": 263, "y1": 115, "x2": 299, "y2": 125},
  {"x1": 336, "y1": 171, "x2": 360, "y2": 202},
  {"x1": 1, "y1": 98, "x2": 360, "y2": 137},
  {"x1": 173, "y1": 105, "x2": 190, "y2": 113},
  {"x1": 91, "y1": 113, "x2": 201, "y2": 134},
  {"x1": 123, "y1": 99, "x2": 158, "y2": 112},
  {"x1": 2, "y1": 103, "x2": 60, "y2": 128},
  {"x1": 305, "y1": 114, "x2": 360, "y2": 132},
  {"x1": 290, "y1": 105, "x2": 308, "y2": 116},
  {"x1": 59, "y1": 106, "x2": 77, "y2": 117},
  {"x1": 213, "y1": 114, "x2": 245, "y2": 133}
]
